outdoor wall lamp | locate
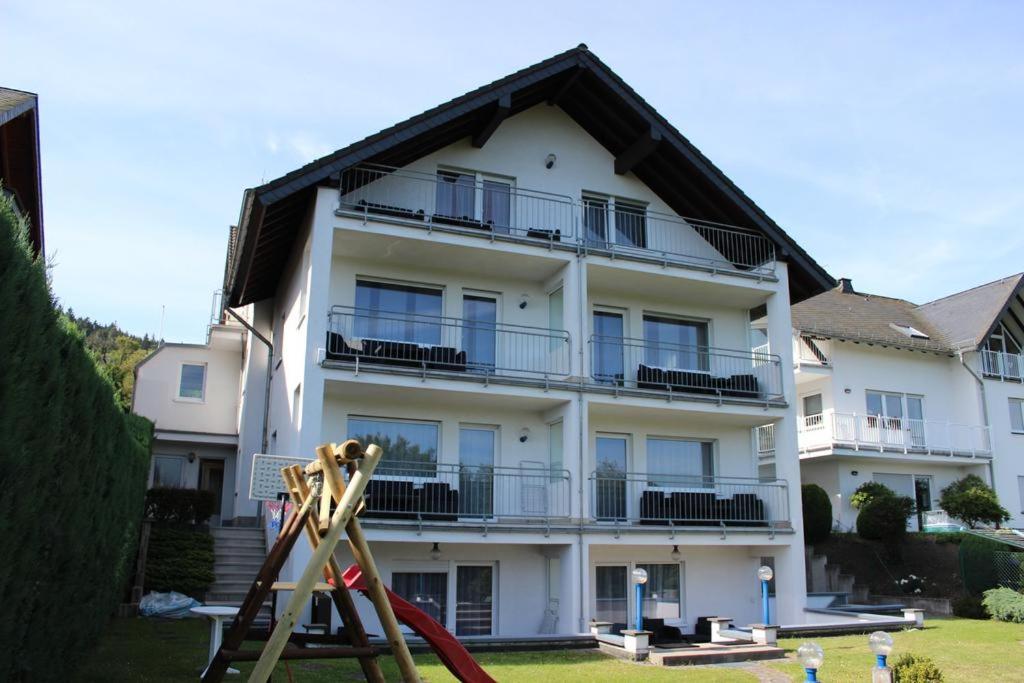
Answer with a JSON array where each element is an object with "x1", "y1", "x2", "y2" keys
[
  {"x1": 797, "y1": 641, "x2": 824, "y2": 682},
  {"x1": 188, "y1": 451, "x2": 196, "y2": 463},
  {"x1": 545, "y1": 153, "x2": 556, "y2": 169},
  {"x1": 519, "y1": 428, "x2": 531, "y2": 443},
  {"x1": 429, "y1": 542, "x2": 441, "y2": 561},
  {"x1": 519, "y1": 294, "x2": 530, "y2": 309},
  {"x1": 670, "y1": 545, "x2": 681, "y2": 561}
]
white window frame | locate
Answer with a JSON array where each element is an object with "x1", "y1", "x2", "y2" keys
[
  {"x1": 591, "y1": 560, "x2": 686, "y2": 631},
  {"x1": 641, "y1": 310, "x2": 713, "y2": 374},
  {"x1": 435, "y1": 165, "x2": 516, "y2": 227},
  {"x1": 176, "y1": 362, "x2": 207, "y2": 402},
  {"x1": 389, "y1": 560, "x2": 498, "y2": 635},
  {"x1": 581, "y1": 192, "x2": 649, "y2": 248},
  {"x1": 151, "y1": 454, "x2": 187, "y2": 488},
  {"x1": 1009, "y1": 398, "x2": 1024, "y2": 435},
  {"x1": 644, "y1": 436, "x2": 717, "y2": 491},
  {"x1": 352, "y1": 277, "x2": 446, "y2": 346},
  {"x1": 457, "y1": 423, "x2": 500, "y2": 521},
  {"x1": 346, "y1": 415, "x2": 442, "y2": 482}
]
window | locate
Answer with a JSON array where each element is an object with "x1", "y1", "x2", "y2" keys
[
  {"x1": 153, "y1": 455, "x2": 185, "y2": 488},
  {"x1": 594, "y1": 565, "x2": 628, "y2": 627},
  {"x1": 595, "y1": 435, "x2": 628, "y2": 520},
  {"x1": 462, "y1": 295, "x2": 497, "y2": 371},
  {"x1": 802, "y1": 393, "x2": 823, "y2": 417},
  {"x1": 593, "y1": 311, "x2": 625, "y2": 384},
  {"x1": 866, "y1": 391, "x2": 925, "y2": 445},
  {"x1": 548, "y1": 287, "x2": 564, "y2": 351},
  {"x1": 614, "y1": 200, "x2": 647, "y2": 248},
  {"x1": 637, "y1": 563, "x2": 681, "y2": 621},
  {"x1": 482, "y1": 180, "x2": 511, "y2": 232},
  {"x1": 889, "y1": 322, "x2": 929, "y2": 339},
  {"x1": 582, "y1": 195, "x2": 609, "y2": 245},
  {"x1": 393, "y1": 572, "x2": 447, "y2": 625},
  {"x1": 456, "y1": 565, "x2": 494, "y2": 636},
  {"x1": 643, "y1": 315, "x2": 709, "y2": 371},
  {"x1": 1010, "y1": 398, "x2": 1024, "y2": 434},
  {"x1": 549, "y1": 421, "x2": 564, "y2": 482},
  {"x1": 178, "y1": 363, "x2": 206, "y2": 400},
  {"x1": 348, "y1": 417, "x2": 439, "y2": 476},
  {"x1": 646, "y1": 438, "x2": 714, "y2": 486},
  {"x1": 459, "y1": 426, "x2": 496, "y2": 517},
  {"x1": 435, "y1": 171, "x2": 475, "y2": 220},
  {"x1": 355, "y1": 280, "x2": 442, "y2": 345},
  {"x1": 1018, "y1": 476, "x2": 1024, "y2": 514}
]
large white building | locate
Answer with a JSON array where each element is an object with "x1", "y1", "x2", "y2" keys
[
  {"x1": 137, "y1": 45, "x2": 841, "y2": 637},
  {"x1": 781, "y1": 275, "x2": 1024, "y2": 531}
]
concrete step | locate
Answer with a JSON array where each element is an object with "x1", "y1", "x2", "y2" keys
[
  {"x1": 648, "y1": 644, "x2": 786, "y2": 666},
  {"x1": 213, "y1": 537, "x2": 266, "y2": 548},
  {"x1": 215, "y1": 548, "x2": 267, "y2": 559},
  {"x1": 211, "y1": 526, "x2": 265, "y2": 537},
  {"x1": 214, "y1": 561, "x2": 264, "y2": 572}
]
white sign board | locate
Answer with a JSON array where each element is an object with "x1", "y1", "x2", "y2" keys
[{"x1": 250, "y1": 453, "x2": 307, "y2": 501}]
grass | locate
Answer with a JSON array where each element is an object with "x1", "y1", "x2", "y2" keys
[{"x1": 76, "y1": 616, "x2": 1024, "y2": 681}]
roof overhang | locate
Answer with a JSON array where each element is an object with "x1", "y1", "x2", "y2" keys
[
  {"x1": 226, "y1": 45, "x2": 834, "y2": 307},
  {"x1": 0, "y1": 87, "x2": 43, "y2": 257}
]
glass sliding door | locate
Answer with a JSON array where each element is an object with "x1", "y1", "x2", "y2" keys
[
  {"x1": 595, "y1": 436, "x2": 628, "y2": 520},
  {"x1": 642, "y1": 315, "x2": 708, "y2": 371},
  {"x1": 463, "y1": 295, "x2": 497, "y2": 372},
  {"x1": 354, "y1": 280, "x2": 442, "y2": 345},
  {"x1": 455, "y1": 566, "x2": 493, "y2": 636},
  {"x1": 459, "y1": 427, "x2": 495, "y2": 517},
  {"x1": 583, "y1": 196, "x2": 609, "y2": 247},
  {"x1": 906, "y1": 395, "x2": 925, "y2": 447},
  {"x1": 614, "y1": 200, "x2": 647, "y2": 248},
  {"x1": 593, "y1": 311, "x2": 624, "y2": 384},
  {"x1": 435, "y1": 171, "x2": 475, "y2": 220},
  {"x1": 594, "y1": 565, "x2": 628, "y2": 630},
  {"x1": 636, "y1": 563, "x2": 681, "y2": 622},
  {"x1": 482, "y1": 180, "x2": 511, "y2": 233}
]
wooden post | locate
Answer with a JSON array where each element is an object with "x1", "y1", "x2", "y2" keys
[{"x1": 249, "y1": 446, "x2": 385, "y2": 683}]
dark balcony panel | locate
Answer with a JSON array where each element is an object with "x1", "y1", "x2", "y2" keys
[
  {"x1": 341, "y1": 198, "x2": 426, "y2": 221},
  {"x1": 722, "y1": 374, "x2": 760, "y2": 397},
  {"x1": 526, "y1": 228, "x2": 561, "y2": 242},
  {"x1": 414, "y1": 482, "x2": 459, "y2": 520},
  {"x1": 432, "y1": 214, "x2": 493, "y2": 231},
  {"x1": 718, "y1": 493, "x2": 767, "y2": 526},
  {"x1": 325, "y1": 331, "x2": 467, "y2": 371},
  {"x1": 363, "y1": 480, "x2": 419, "y2": 520},
  {"x1": 668, "y1": 492, "x2": 718, "y2": 525}
]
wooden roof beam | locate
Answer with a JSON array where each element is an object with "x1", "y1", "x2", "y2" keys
[
  {"x1": 547, "y1": 67, "x2": 584, "y2": 106},
  {"x1": 471, "y1": 94, "x2": 511, "y2": 148},
  {"x1": 615, "y1": 127, "x2": 662, "y2": 175}
]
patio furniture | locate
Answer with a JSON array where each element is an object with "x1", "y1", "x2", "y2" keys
[{"x1": 191, "y1": 605, "x2": 240, "y2": 677}]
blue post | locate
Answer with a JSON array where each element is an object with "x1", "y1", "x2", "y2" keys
[
  {"x1": 761, "y1": 579, "x2": 771, "y2": 624},
  {"x1": 804, "y1": 667, "x2": 818, "y2": 682},
  {"x1": 634, "y1": 581, "x2": 643, "y2": 632},
  {"x1": 876, "y1": 654, "x2": 887, "y2": 669}
]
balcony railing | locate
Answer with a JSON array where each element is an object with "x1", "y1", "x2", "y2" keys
[
  {"x1": 795, "y1": 335, "x2": 831, "y2": 366},
  {"x1": 337, "y1": 164, "x2": 776, "y2": 277},
  {"x1": 797, "y1": 411, "x2": 992, "y2": 457},
  {"x1": 588, "y1": 471, "x2": 790, "y2": 527},
  {"x1": 982, "y1": 350, "x2": 1023, "y2": 380},
  {"x1": 357, "y1": 462, "x2": 571, "y2": 522},
  {"x1": 755, "y1": 424, "x2": 776, "y2": 458},
  {"x1": 327, "y1": 306, "x2": 571, "y2": 380},
  {"x1": 587, "y1": 335, "x2": 784, "y2": 399}
]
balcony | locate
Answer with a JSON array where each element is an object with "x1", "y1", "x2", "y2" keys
[
  {"x1": 982, "y1": 350, "x2": 1023, "y2": 381},
  {"x1": 797, "y1": 411, "x2": 992, "y2": 458},
  {"x1": 587, "y1": 335, "x2": 784, "y2": 400},
  {"x1": 795, "y1": 335, "x2": 831, "y2": 366},
  {"x1": 326, "y1": 306, "x2": 571, "y2": 383},
  {"x1": 337, "y1": 165, "x2": 776, "y2": 278},
  {"x1": 588, "y1": 471, "x2": 790, "y2": 528},
  {"x1": 358, "y1": 462, "x2": 571, "y2": 524}
]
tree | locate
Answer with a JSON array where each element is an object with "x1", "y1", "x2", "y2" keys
[
  {"x1": 939, "y1": 475, "x2": 1009, "y2": 529},
  {"x1": 62, "y1": 310, "x2": 157, "y2": 410},
  {"x1": 857, "y1": 494, "x2": 914, "y2": 553},
  {"x1": 850, "y1": 481, "x2": 895, "y2": 510},
  {"x1": 801, "y1": 484, "x2": 833, "y2": 545}
]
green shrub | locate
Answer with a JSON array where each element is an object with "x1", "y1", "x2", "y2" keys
[
  {"x1": 144, "y1": 527, "x2": 215, "y2": 597},
  {"x1": 981, "y1": 587, "x2": 1024, "y2": 623},
  {"x1": 939, "y1": 475, "x2": 1009, "y2": 528},
  {"x1": 0, "y1": 189, "x2": 152, "y2": 681},
  {"x1": 951, "y1": 593, "x2": 988, "y2": 619},
  {"x1": 892, "y1": 653, "x2": 944, "y2": 682},
  {"x1": 801, "y1": 484, "x2": 833, "y2": 545},
  {"x1": 959, "y1": 534, "x2": 1006, "y2": 594},
  {"x1": 145, "y1": 487, "x2": 215, "y2": 525},
  {"x1": 857, "y1": 494, "x2": 914, "y2": 544},
  {"x1": 850, "y1": 481, "x2": 895, "y2": 510}
]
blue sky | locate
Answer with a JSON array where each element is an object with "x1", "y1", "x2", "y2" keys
[{"x1": 4, "y1": 2, "x2": 1022, "y2": 343}]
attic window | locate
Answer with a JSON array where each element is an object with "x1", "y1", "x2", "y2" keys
[{"x1": 889, "y1": 323, "x2": 930, "y2": 340}]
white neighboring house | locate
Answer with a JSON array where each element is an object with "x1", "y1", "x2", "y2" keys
[
  {"x1": 138, "y1": 46, "x2": 839, "y2": 637},
  {"x1": 776, "y1": 274, "x2": 1024, "y2": 531},
  {"x1": 132, "y1": 322, "x2": 247, "y2": 525}
]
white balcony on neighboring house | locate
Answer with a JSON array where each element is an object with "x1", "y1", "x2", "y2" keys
[
  {"x1": 793, "y1": 334, "x2": 831, "y2": 384},
  {"x1": 336, "y1": 164, "x2": 777, "y2": 280},
  {"x1": 982, "y1": 349, "x2": 1024, "y2": 381},
  {"x1": 795, "y1": 410, "x2": 992, "y2": 460}
]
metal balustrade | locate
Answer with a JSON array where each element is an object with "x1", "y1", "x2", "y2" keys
[
  {"x1": 588, "y1": 471, "x2": 790, "y2": 526},
  {"x1": 795, "y1": 335, "x2": 831, "y2": 366},
  {"x1": 755, "y1": 424, "x2": 776, "y2": 458},
  {"x1": 982, "y1": 350, "x2": 1023, "y2": 380},
  {"x1": 797, "y1": 411, "x2": 992, "y2": 457},
  {"x1": 337, "y1": 164, "x2": 776, "y2": 276},
  {"x1": 327, "y1": 305, "x2": 571, "y2": 380},
  {"x1": 355, "y1": 462, "x2": 571, "y2": 522},
  {"x1": 588, "y1": 335, "x2": 784, "y2": 399}
]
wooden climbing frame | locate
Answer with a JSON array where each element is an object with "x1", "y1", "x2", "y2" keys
[{"x1": 200, "y1": 439, "x2": 421, "y2": 683}]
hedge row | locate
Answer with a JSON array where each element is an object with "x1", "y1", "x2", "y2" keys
[
  {"x1": 0, "y1": 190, "x2": 152, "y2": 681},
  {"x1": 144, "y1": 527, "x2": 215, "y2": 597},
  {"x1": 145, "y1": 487, "x2": 216, "y2": 525}
]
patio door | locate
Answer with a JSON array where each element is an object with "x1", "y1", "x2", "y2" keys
[
  {"x1": 463, "y1": 295, "x2": 497, "y2": 373},
  {"x1": 866, "y1": 391, "x2": 906, "y2": 447},
  {"x1": 199, "y1": 459, "x2": 224, "y2": 526},
  {"x1": 455, "y1": 565, "x2": 494, "y2": 636},
  {"x1": 594, "y1": 565, "x2": 628, "y2": 631},
  {"x1": 595, "y1": 436, "x2": 628, "y2": 520},
  {"x1": 593, "y1": 311, "x2": 624, "y2": 384},
  {"x1": 636, "y1": 563, "x2": 683, "y2": 626},
  {"x1": 459, "y1": 426, "x2": 495, "y2": 518}
]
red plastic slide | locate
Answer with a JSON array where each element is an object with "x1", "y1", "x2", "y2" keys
[{"x1": 342, "y1": 564, "x2": 497, "y2": 683}]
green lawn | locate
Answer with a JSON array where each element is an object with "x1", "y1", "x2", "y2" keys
[{"x1": 75, "y1": 616, "x2": 1024, "y2": 682}]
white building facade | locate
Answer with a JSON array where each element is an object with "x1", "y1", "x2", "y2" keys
[
  {"x1": 780, "y1": 275, "x2": 1024, "y2": 532},
  {"x1": 140, "y1": 47, "x2": 840, "y2": 637}
]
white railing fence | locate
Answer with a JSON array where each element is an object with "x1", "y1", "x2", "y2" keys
[{"x1": 797, "y1": 411, "x2": 992, "y2": 456}]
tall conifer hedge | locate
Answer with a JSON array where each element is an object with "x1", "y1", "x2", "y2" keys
[{"x1": 0, "y1": 190, "x2": 152, "y2": 680}]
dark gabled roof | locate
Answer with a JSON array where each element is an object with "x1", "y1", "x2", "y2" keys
[
  {"x1": 791, "y1": 284, "x2": 953, "y2": 354},
  {"x1": 225, "y1": 45, "x2": 834, "y2": 306},
  {"x1": 0, "y1": 87, "x2": 43, "y2": 257},
  {"x1": 792, "y1": 273, "x2": 1024, "y2": 354},
  {"x1": 916, "y1": 273, "x2": 1024, "y2": 349}
]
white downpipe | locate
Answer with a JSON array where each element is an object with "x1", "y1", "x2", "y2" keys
[
  {"x1": 959, "y1": 349, "x2": 997, "y2": 486},
  {"x1": 576, "y1": 252, "x2": 587, "y2": 632}
]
